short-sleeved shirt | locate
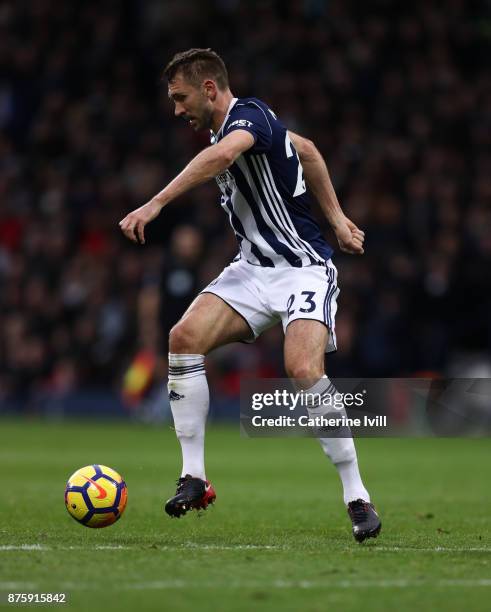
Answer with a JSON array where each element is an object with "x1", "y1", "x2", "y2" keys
[{"x1": 212, "y1": 97, "x2": 334, "y2": 268}]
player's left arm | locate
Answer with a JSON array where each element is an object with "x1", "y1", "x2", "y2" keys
[
  {"x1": 288, "y1": 131, "x2": 365, "y2": 255},
  {"x1": 119, "y1": 130, "x2": 254, "y2": 244}
]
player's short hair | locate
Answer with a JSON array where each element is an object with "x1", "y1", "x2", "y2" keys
[{"x1": 164, "y1": 48, "x2": 229, "y2": 91}]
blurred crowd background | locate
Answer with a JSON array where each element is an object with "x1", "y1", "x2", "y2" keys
[{"x1": 1, "y1": 0, "x2": 490, "y2": 415}]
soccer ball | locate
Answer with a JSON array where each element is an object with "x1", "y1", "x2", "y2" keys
[{"x1": 65, "y1": 464, "x2": 128, "y2": 528}]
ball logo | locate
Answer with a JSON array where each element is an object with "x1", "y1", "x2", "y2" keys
[
  {"x1": 81, "y1": 475, "x2": 107, "y2": 499},
  {"x1": 65, "y1": 465, "x2": 127, "y2": 528}
]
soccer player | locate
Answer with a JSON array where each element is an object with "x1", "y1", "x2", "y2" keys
[{"x1": 119, "y1": 49, "x2": 381, "y2": 542}]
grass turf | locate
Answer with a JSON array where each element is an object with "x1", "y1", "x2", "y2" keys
[{"x1": 0, "y1": 420, "x2": 490, "y2": 611}]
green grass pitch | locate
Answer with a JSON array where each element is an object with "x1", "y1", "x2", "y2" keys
[{"x1": 0, "y1": 420, "x2": 490, "y2": 611}]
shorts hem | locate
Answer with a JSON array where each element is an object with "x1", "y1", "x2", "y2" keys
[
  {"x1": 200, "y1": 290, "x2": 256, "y2": 343},
  {"x1": 284, "y1": 317, "x2": 338, "y2": 353}
]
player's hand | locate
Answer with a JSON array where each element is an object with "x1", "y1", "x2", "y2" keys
[
  {"x1": 119, "y1": 198, "x2": 163, "y2": 244},
  {"x1": 333, "y1": 216, "x2": 365, "y2": 255}
]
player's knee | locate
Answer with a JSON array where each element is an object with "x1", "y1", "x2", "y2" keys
[
  {"x1": 284, "y1": 360, "x2": 323, "y2": 384},
  {"x1": 169, "y1": 321, "x2": 199, "y2": 354}
]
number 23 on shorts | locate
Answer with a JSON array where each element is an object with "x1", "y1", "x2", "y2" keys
[{"x1": 286, "y1": 291, "x2": 317, "y2": 318}]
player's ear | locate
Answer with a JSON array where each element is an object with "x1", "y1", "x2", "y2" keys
[{"x1": 203, "y1": 79, "x2": 217, "y2": 101}]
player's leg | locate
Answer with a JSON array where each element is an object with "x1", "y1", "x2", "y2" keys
[
  {"x1": 165, "y1": 285, "x2": 260, "y2": 518},
  {"x1": 169, "y1": 291, "x2": 254, "y2": 356},
  {"x1": 284, "y1": 319, "x2": 380, "y2": 541},
  {"x1": 166, "y1": 259, "x2": 274, "y2": 517},
  {"x1": 167, "y1": 291, "x2": 251, "y2": 487},
  {"x1": 284, "y1": 320, "x2": 369, "y2": 502}
]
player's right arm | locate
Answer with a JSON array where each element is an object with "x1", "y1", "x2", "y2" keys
[
  {"x1": 288, "y1": 131, "x2": 365, "y2": 255},
  {"x1": 119, "y1": 130, "x2": 254, "y2": 244}
]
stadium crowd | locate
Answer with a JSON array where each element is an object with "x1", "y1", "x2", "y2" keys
[{"x1": 0, "y1": 0, "x2": 489, "y2": 410}]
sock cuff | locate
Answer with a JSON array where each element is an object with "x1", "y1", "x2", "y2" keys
[
  {"x1": 168, "y1": 353, "x2": 205, "y2": 379},
  {"x1": 304, "y1": 375, "x2": 336, "y2": 396},
  {"x1": 304, "y1": 375, "x2": 346, "y2": 417},
  {"x1": 169, "y1": 353, "x2": 204, "y2": 365}
]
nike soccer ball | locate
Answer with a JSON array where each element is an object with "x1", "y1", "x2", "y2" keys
[{"x1": 65, "y1": 464, "x2": 128, "y2": 528}]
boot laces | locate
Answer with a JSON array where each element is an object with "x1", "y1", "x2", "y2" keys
[
  {"x1": 175, "y1": 475, "x2": 203, "y2": 497},
  {"x1": 349, "y1": 500, "x2": 369, "y2": 523}
]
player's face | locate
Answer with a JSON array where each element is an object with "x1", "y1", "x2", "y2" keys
[{"x1": 168, "y1": 73, "x2": 214, "y2": 131}]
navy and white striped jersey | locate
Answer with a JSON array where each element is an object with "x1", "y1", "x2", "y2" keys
[{"x1": 211, "y1": 97, "x2": 334, "y2": 268}]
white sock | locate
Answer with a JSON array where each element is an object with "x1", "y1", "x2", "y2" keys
[
  {"x1": 304, "y1": 376, "x2": 370, "y2": 505},
  {"x1": 168, "y1": 353, "x2": 209, "y2": 480}
]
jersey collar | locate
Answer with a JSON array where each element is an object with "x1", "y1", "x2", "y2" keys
[{"x1": 211, "y1": 97, "x2": 238, "y2": 142}]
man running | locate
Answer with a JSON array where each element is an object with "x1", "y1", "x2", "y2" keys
[{"x1": 119, "y1": 48, "x2": 381, "y2": 542}]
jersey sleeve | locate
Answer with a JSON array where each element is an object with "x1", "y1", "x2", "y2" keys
[{"x1": 224, "y1": 103, "x2": 273, "y2": 153}]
